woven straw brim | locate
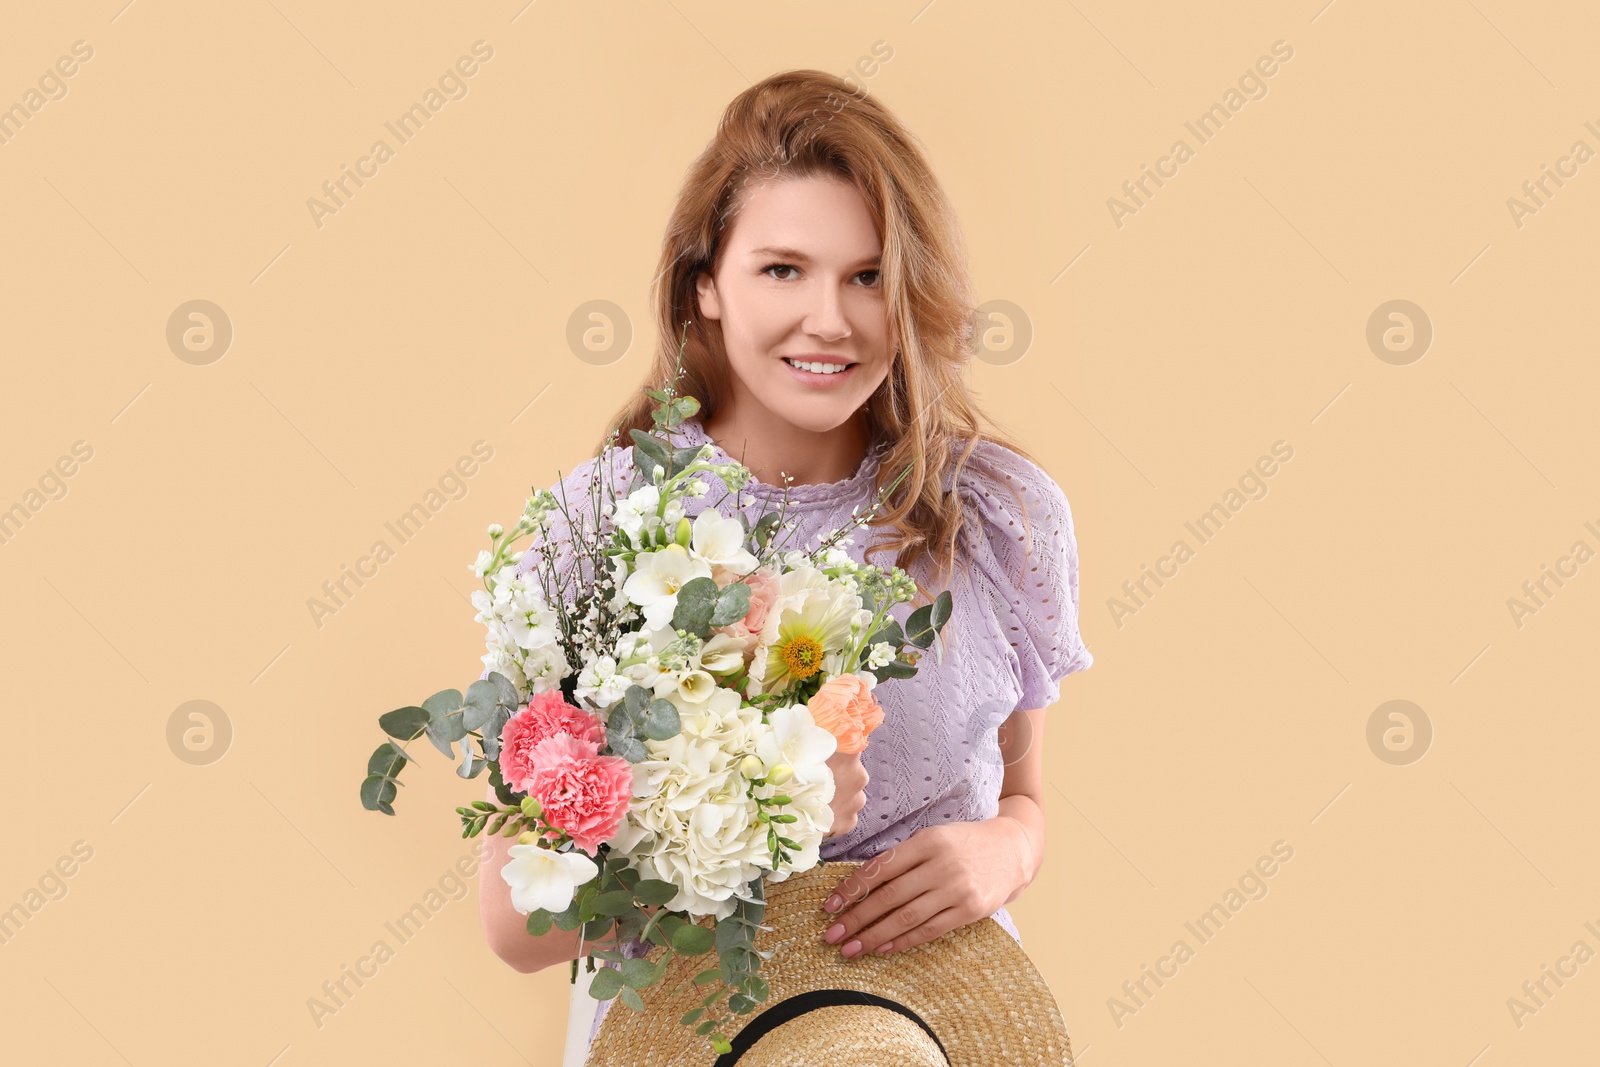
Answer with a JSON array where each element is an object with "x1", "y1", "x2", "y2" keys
[
  {"x1": 584, "y1": 861, "x2": 1073, "y2": 1066},
  {"x1": 728, "y1": 1004, "x2": 949, "y2": 1066}
]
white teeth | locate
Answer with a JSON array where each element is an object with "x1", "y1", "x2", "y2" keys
[{"x1": 786, "y1": 358, "x2": 850, "y2": 375}]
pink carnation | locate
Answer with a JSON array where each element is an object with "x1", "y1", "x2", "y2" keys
[
  {"x1": 498, "y1": 690, "x2": 607, "y2": 793},
  {"x1": 525, "y1": 734, "x2": 634, "y2": 856}
]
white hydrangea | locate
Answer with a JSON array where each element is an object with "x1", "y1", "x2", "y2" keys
[{"x1": 604, "y1": 690, "x2": 830, "y2": 919}]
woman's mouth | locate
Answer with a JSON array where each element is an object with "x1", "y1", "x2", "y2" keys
[{"x1": 782, "y1": 357, "x2": 858, "y2": 382}]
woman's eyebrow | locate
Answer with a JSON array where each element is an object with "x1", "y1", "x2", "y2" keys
[{"x1": 747, "y1": 245, "x2": 881, "y2": 267}]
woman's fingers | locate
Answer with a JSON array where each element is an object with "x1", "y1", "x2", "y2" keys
[
  {"x1": 869, "y1": 905, "x2": 964, "y2": 956},
  {"x1": 828, "y1": 882, "x2": 948, "y2": 959},
  {"x1": 823, "y1": 750, "x2": 869, "y2": 837}
]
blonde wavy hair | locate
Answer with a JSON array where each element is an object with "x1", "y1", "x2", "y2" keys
[{"x1": 602, "y1": 69, "x2": 1043, "y2": 600}]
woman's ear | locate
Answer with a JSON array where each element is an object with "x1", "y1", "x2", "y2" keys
[{"x1": 694, "y1": 271, "x2": 722, "y2": 322}]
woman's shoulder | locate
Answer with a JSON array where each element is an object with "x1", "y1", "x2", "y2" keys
[
  {"x1": 946, "y1": 437, "x2": 1079, "y2": 556},
  {"x1": 947, "y1": 435, "x2": 1094, "y2": 705}
]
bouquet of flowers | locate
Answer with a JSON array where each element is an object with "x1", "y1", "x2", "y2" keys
[{"x1": 359, "y1": 339, "x2": 951, "y2": 1054}]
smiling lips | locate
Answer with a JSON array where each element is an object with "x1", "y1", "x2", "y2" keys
[{"x1": 782, "y1": 355, "x2": 857, "y2": 379}]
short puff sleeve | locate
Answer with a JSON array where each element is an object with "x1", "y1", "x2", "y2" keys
[{"x1": 955, "y1": 441, "x2": 1093, "y2": 711}]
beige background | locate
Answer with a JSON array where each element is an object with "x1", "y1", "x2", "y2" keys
[{"x1": 2, "y1": 1, "x2": 1596, "y2": 1064}]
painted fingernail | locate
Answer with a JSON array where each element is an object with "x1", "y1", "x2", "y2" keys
[
  {"x1": 824, "y1": 923, "x2": 845, "y2": 944},
  {"x1": 841, "y1": 940, "x2": 862, "y2": 958},
  {"x1": 824, "y1": 894, "x2": 843, "y2": 912},
  {"x1": 876, "y1": 941, "x2": 894, "y2": 954}
]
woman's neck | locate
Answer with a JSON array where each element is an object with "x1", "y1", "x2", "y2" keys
[{"x1": 700, "y1": 407, "x2": 871, "y2": 488}]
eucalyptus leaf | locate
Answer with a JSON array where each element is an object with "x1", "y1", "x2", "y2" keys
[
  {"x1": 423, "y1": 688, "x2": 471, "y2": 741},
  {"x1": 629, "y1": 429, "x2": 670, "y2": 466},
  {"x1": 359, "y1": 774, "x2": 398, "y2": 815},
  {"x1": 631, "y1": 879, "x2": 678, "y2": 907},
  {"x1": 480, "y1": 707, "x2": 508, "y2": 762},
  {"x1": 620, "y1": 957, "x2": 658, "y2": 989},
  {"x1": 378, "y1": 706, "x2": 430, "y2": 741},
  {"x1": 638, "y1": 699, "x2": 681, "y2": 742},
  {"x1": 669, "y1": 922, "x2": 715, "y2": 956},
  {"x1": 619, "y1": 986, "x2": 645, "y2": 1012},
  {"x1": 591, "y1": 890, "x2": 635, "y2": 917},
  {"x1": 366, "y1": 741, "x2": 407, "y2": 778},
  {"x1": 930, "y1": 589, "x2": 952, "y2": 630},
  {"x1": 456, "y1": 739, "x2": 485, "y2": 779},
  {"x1": 525, "y1": 909, "x2": 553, "y2": 936},
  {"x1": 609, "y1": 732, "x2": 647, "y2": 763},
  {"x1": 461, "y1": 679, "x2": 499, "y2": 732},
  {"x1": 709, "y1": 581, "x2": 752, "y2": 628},
  {"x1": 632, "y1": 445, "x2": 660, "y2": 484},
  {"x1": 588, "y1": 967, "x2": 624, "y2": 1001},
  {"x1": 550, "y1": 897, "x2": 585, "y2": 931},
  {"x1": 608, "y1": 699, "x2": 637, "y2": 732},
  {"x1": 670, "y1": 576, "x2": 718, "y2": 635},
  {"x1": 424, "y1": 728, "x2": 455, "y2": 760},
  {"x1": 487, "y1": 671, "x2": 521, "y2": 708}
]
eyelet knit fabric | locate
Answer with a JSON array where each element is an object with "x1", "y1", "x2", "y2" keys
[{"x1": 481, "y1": 415, "x2": 1092, "y2": 1048}]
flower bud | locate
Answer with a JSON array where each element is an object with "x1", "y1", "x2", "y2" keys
[
  {"x1": 487, "y1": 523, "x2": 504, "y2": 538},
  {"x1": 674, "y1": 516, "x2": 692, "y2": 547},
  {"x1": 516, "y1": 831, "x2": 539, "y2": 845},
  {"x1": 520, "y1": 796, "x2": 543, "y2": 818},
  {"x1": 739, "y1": 754, "x2": 766, "y2": 779},
  {"x1": 766, "y1": 762, "x2": 794, "y2": 786}
]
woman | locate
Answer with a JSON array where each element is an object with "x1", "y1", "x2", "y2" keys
[{"x1": 477, "y1": 69, "x2": 1092, "y2": 1057}]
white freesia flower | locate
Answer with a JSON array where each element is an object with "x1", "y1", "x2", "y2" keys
[
  {"x1": 696, "y1": 633, "x2": 746, "y2": 675},
  {"x1": 756, "y1": 704, "x2": 837, "y2": 787},
  {"x1": 676, "y1": 669, "x2": 717, "y2": 703},
  {"x1": 500, "y1": 844, "x2": 598, "y2": 914},
  {"x1": 624, "y1": 544, "x2": 712, "y2": 629},
  {"x1": 689, "y1": 510, "x2": 758, "y2": 575}
]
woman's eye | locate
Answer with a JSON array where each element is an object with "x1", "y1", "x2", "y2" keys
[
  {"x1": 763, "y1": 264, "x2": 799, "y2": 281},
  {"x1": 856, "y1": 270, "x2": 881, "y2": 287}
]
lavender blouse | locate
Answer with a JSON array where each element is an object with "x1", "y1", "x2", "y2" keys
[{"x1": 492, "y1": 415, "x2": 1093, "y2": 1048}]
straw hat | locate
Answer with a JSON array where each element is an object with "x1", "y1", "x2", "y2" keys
[{"x1": 583, "y1": 860, "x2": 1073, "y2": 1066}]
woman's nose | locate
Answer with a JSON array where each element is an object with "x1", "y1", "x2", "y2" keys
[{"x1": 803, "y1": 284, "x2": 851, "y2": 342}]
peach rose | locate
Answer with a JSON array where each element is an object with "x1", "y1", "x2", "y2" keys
[
  {"x1": 806, "y1": 674, "x2": 884, "y2": 755},
  {"x1": 717, "y1": 566, "x2": 781, "y2": 655}
]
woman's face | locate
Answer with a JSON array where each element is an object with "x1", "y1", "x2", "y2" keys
[{"x1": 695, "y1": 175, "x2": 894, "y2": 435}]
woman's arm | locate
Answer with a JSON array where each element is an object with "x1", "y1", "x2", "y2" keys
[
  {"x1": 995, "y1": 706, "x2": 1047, "y2": 907},
  {"x1": 477, "y1": 783, "x2": 624, "y2": 973}
]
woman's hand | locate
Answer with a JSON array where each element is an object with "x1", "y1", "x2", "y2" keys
[
  {"x1": 824, "y1": 749, "x2": 869, "y2": 838},
  {"x1": 819, "y1": 817, "x2": 1031, "y2": 958}
]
